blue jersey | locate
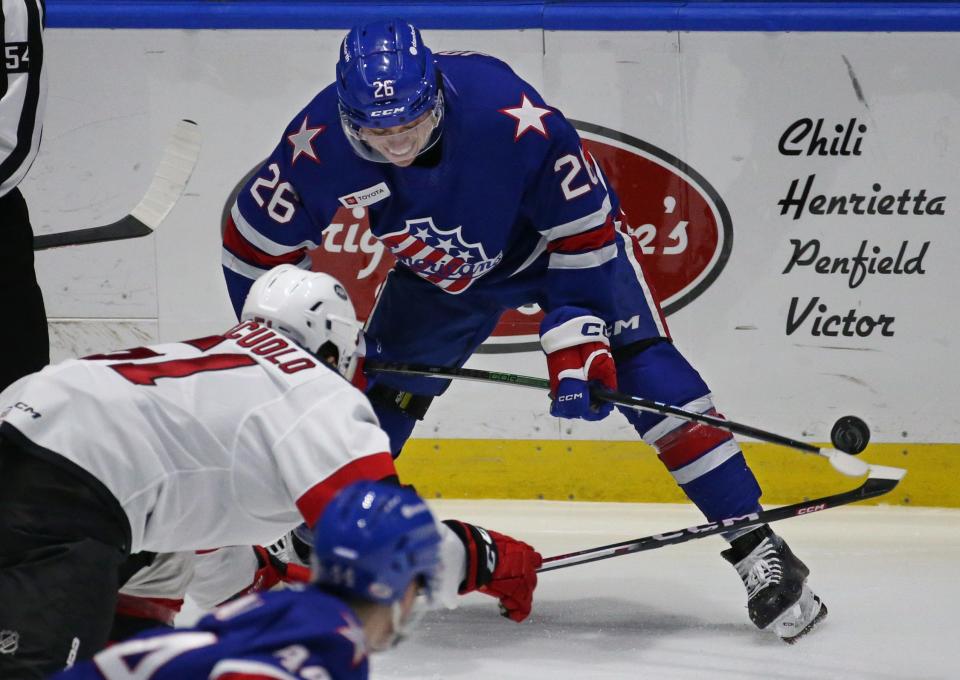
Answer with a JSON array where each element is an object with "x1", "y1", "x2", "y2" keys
[
  {"x1": 223, "y1": 53, "x2": 632, "y2": 333},
  {"x1": 56, "y1": 589, "x2": 368, "y2": 680}
]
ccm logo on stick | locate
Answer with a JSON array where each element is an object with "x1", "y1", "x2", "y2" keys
[{"x1": 797, "y1": 504, "x2": 826, "y2": 515}]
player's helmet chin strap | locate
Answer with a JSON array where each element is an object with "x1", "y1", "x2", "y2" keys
[
  {"x1": 322, "y1": 313, "x2": 364, "y2": 378},
  {"x1": 380, "y1": 587, "x2": 432, "y2": 651}
]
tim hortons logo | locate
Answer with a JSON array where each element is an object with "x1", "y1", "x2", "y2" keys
[{"x1": 224, "y1": 125, "x2": 731, "y2": 351}]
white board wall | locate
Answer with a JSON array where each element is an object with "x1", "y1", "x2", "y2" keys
[{"x1": 27, "y1": 28, "x2": 960, "y2": 444}]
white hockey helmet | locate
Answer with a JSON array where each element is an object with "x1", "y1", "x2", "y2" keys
[{"x1": 241, "y1": 265, "x2": 363, "y2": 377}]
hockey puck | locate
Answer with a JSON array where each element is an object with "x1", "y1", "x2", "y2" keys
[{"x1": 830, "y1": 415, "x2": 871, "y2": 455}]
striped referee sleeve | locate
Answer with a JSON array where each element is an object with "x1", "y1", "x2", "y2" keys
[{"x1": 0, "y1": 0, "x2": 45, "y2": 197}]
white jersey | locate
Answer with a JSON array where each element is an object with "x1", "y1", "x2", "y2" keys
[
  {"x1": 119, "y1": 527, "x2": 467, "y2": 615},
  {"x1": 0, "y1": 320, "x2": 396, "y2": 553},
  {"x1": 120, "y1": 547, "x2": 259, "y2": 612}
]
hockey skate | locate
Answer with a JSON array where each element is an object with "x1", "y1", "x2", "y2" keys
[{"x1": 722, "y1": 527, "x2": 827, "y2": 643}]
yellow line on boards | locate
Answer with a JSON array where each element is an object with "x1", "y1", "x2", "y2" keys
[{"x1": 395, "y1": 439, "x2": 960, "y2": 508}]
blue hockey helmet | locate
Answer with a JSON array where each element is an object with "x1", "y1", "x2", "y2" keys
[
  {"x1": 336, "y1": 20, "x2": 444, "y2": 163},
  {"x1": 311, "y1": 480, "x2": 441, "y2": 606}
]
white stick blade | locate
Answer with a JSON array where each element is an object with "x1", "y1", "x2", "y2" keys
[
  {"x1": 130, "y1": 119, "x2": 202, "y2": 230},
  {"x1": 823, "y1": 448, "x2": 871, "y2": 477},
  {"x1": 864, "y1": 464, "x2": 908, "y2": 482}
]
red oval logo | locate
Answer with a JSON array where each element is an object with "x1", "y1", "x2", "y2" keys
[{"x1": 224, "y1": 122, "x2": 731, "y2": 353}]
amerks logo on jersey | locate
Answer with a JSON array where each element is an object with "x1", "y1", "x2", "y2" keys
[{"x1": 379, "y1": 217, "x2": 503, "y2": 294}]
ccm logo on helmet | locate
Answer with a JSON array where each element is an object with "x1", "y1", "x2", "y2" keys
[{"x1": 370, "y1": 107, "x2": 406, "y2": 117}]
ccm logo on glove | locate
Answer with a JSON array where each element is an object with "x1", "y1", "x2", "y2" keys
[
  {"x1": 557, "y1": 393, "x2": 583, "y2": 402},
  {"x1": 580, "y1": 321, "x2": 605, "y2": 337}
]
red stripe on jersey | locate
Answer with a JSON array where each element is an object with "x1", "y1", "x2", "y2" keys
[
  {"x1": 417, "y1": 247, "x2": 449, "y2": 282},
  {"x1": 425, "y1": 253, "x2": 467, "y2": 284},
  {"x1": 213, "y1": 673, "x2": 285, "y2": 680},
  {"x1": 184, "y1": 335, "x2": 227, "y2": 351},
  {"x1": 442, "y1": 273, "x2": 473, "y2": 293},
  {"x1": 439, "y1": 255, "x2": 466, "y2": 278},
  {"x1": 111, "y1": 354, "x2": 258, "y2": 386},
  {"x1": 547, "y1": 216, "x2": 615, "y2": 254},
  {"x1": 296, "y1": 452, "x2": 397, "y2": 527},
  {"x1": 395, "y1": 239, "x2": 428, "y2": 260},
  {"x1": 655, "y1": 412, "x2": 733, "y2": 470},
  {"x1": 114, "y1": 594, "x2": 184, "y2": 626},
  {"x1": 83, "y1": 347, "x2": 162, "y2": 361},
  {"x1": 223, "y1": 215, "x2": 304, "y2": 268}
]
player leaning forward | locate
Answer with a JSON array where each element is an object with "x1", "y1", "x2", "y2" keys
[
  {"x1": 221, "y1": 20, "x2": 827, "y2": 643},
  {"x1": 54, "y1": 480, "x2": 446, "y2": 680},
  {"x1": 0, "y1": 265, "x2": 541, "y2": 679}
]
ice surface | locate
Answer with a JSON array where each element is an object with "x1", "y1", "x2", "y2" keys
[
  {"x1": 181, "y1": 499, "x2": 960, "y2": 679},
  {"x1": 379, "y1": 500, "x2": 959, "y2": 680}
]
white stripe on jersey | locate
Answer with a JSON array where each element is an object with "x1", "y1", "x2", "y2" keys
[
  {"x1": 618, "y1": 231, "x2": 668, "y2": 337},
  {"x1": 222, "y1": 247, "x2": 271, "y2": 279},
  {"x1": 669, "y1": 438, "x2": 742, "y2": 485},
  {"x1": 210, "y1": 659, "x2": 300, "y2": 680},
  {"x1": 538, "y1": 194, "x2": 611, "y2": 241},
  {"x1": 641, "y1": 394, "x2": 716, "y2": 443},
  {"x1": 231, "y1": 202, "x2": 318, "y2": 255},
  {"x1": 547, "y1": 242, "x2": 618, "y2": 270}
]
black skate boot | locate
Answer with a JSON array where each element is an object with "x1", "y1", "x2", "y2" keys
[{"x1": 722, "y1": 526, "x2": 827, "y2": 643}]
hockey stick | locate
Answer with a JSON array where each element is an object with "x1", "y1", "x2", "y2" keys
[
  {"x1": 33, "y1": 119, "x2": 202, "y2": 250},
  {"x1": 365, "y1": 361, "x2": 873, "y2": 478},
  {"x1": 538, "y1": 464, "x2": 905, "y2": 572}
]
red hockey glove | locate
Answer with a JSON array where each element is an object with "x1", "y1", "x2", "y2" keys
[
  {"x1": 540, "y1": 310, "x2": 617, "y2": 421},
  {"x1": 443, "y1": 520, "x2": 543, "y2": 623},
  {"x1": 249, "y1": 543, "x2": 311, "y2": 593}
]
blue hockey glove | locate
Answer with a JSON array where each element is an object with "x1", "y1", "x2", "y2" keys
[
  {"x1": 540, "y1": 308, "x2": 618, "y2": 421},
  {"x1": 551, "y1": 376, "x2": 613, "y2": 420}
]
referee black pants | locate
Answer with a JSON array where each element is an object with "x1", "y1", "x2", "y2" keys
[
  {"x1": 0, "y1": 187, "x2": 49, "y2": 392},
  {"x1": 0, "y1": 427, "x2": 130, "y2": 678}
]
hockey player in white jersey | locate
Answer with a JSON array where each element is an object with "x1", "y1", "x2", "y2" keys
[
  {"x1": 0, "y1": 264, "x2": 542, "y2": 679},
  {"x1": 108, "y1": 531, "x2": 314, "y2": 642}
]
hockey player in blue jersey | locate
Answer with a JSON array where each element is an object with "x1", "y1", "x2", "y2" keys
[
  {"x1": 221, "y1": 20, "x2": 826, "y2": 642},
  {"x1": 55, "y1": 480, "x2": 443, "y2": 680}
]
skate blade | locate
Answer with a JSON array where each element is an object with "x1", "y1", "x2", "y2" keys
[{"x1": 781, "y1": 601, "x2": 828, "y2": 644}]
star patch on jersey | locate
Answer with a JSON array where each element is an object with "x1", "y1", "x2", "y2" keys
[
  {"x1": 287, "y1": 116, "x2": 325, "y2": 164},
  {"x1": 337, "y1": 614, "x2": 367, "y2": 667},
  {"x1": 499, "y1": 93, "x2": 552, "y2": 141}
]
